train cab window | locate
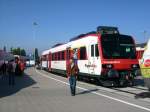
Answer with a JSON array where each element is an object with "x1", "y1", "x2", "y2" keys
[
  {"x1": 91, "y1": 45, "x2": 94, "y2": 57},
  {"x1": 80, "y1": 46, "x2": 87, "y2": 60},
  {"x1": 101, "y1": 34, "x2": 136, "y2": 59},
  {"x1": 95, "y1": 44, "x2": 99, "y2": 57}
]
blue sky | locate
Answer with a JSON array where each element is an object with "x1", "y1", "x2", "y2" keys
[{"x1": 0, "y1": 0, "x2": 150, "y2": 54}]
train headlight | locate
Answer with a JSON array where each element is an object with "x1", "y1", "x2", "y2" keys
[
  {"x1": 131, "y1": 64, "x2": 140, "y2": 69},
  {"x1": 102, "y1": 64, "x2": 113, "y2": 69}
]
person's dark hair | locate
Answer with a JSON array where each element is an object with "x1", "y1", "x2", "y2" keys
[{"x1": 71, "y1": 57, "x2": 74, "y2": 60}]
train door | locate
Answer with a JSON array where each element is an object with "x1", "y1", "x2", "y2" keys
[
  {"x1": 48, "y1": 52, "x2": 52, "y2": 71},
  {"x1": 66, "y1": 47, "x2": 71, "y2": 75},
  {"x1": 88, "y1": 43, "x2": 100, "y2": 75}
]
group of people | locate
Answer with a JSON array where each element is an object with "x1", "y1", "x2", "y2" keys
[{"x1": 0, "y1": 57, "x2": 22, "y2": 86}]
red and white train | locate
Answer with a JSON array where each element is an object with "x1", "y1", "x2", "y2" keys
[{"x1": 41, "y1": 26, "x2": 140, "y2": 86}]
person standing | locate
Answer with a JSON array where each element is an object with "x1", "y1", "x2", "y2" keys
[
  {"x1": 1, "y1": 61, "x2": 7, "y2": 76},
  {"x1": 15, "y1": 58, "x2": 21, "y2": 76},
  {"x1": 7, "y1": 60, "x2": 13, "y2": 85},
  {"x1": 67, "y1": 57, "x2": 79, "y2": 96},
  {"x1": 7, "y1": 60, "x2": 15, "y2": 86}
]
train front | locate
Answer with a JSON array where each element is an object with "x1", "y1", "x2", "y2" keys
[{"x1": 98, "y1": 26, "x2": 140, "y2": 86}]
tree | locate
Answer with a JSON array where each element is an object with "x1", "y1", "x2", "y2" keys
[
  {"x1": 12, "y1": 48, "x2": 18, "y2": 55},
  {"x1": 20, "y1": 49, "x2": 26, "y2": 56},
  {"x1": 34, "y1": 48, "x2": 39, "y2": 64},
  {"x1": 12, "y1": 47, "x2": 20, "y2": 55},
  {"x1": 11, "y1": 47, "x2": 26, "y2": 56}
]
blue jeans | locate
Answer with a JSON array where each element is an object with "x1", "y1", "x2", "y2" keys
[{"x1": 69, "y1": 75, "x2": 76, "y2": 95}]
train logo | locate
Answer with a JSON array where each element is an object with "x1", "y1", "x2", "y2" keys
[{"x1": 144, "y1": 59, "x2": 150, "y2": 67}]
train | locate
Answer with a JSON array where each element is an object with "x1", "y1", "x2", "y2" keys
[{"x1": 41, "y1": 26, "x2": 140, "y2": 86}]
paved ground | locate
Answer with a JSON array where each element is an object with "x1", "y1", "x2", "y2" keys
[{"x1": 0, "y1": 67, "x2": 150, "y2": 112}]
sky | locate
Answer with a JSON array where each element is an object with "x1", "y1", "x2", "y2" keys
[{"x1": 0, "y1": 0, "x2": 150, "y2": 54}]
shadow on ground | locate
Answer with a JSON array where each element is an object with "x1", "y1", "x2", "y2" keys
[
  {"x1": 76, "y1": 89, "x2": 99, "y2": 95},
  {"x1": 0, "y1": 73, "x2": 36, "y2": 98},
  {"x1": 135, "y1": 92, "x2": 150, "y2": 99}
]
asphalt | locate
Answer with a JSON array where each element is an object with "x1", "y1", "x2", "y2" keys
[{"x1": 0, "y1": 67, "x2": 150, "y2": 112}]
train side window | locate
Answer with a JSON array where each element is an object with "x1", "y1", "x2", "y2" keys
[
  {"x1": 95, "y1": 44, "x2": 99, "y2": 57},
  {"x1": 80, "y1": 46, "x2": 86, "y2": 60},
  {"x1": 61, "y1": 51, "x2": 65, "y2": 60},
  {"x1": 52, "y1": 54, "x2": 54, "y2": 60},
  {"x1": 91, "y1": 45, "x2": 94, "y2": 57},
  {"x1": 52, "y1": 54, "x2": 53, "y2": 60},
  {"x1": 58, "y1": 52, "x2": 60, "y2": 60},
  {"x1": 54, "y1": 53, "x2": 57, "y2": 60}
]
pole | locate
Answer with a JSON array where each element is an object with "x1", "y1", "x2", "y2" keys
[
  {"x1": 143, "y1": 30, "x2": 147, "y2": 43},
  {"x1": 33, "y1": 22, "x2": 38, "y2": 66}
]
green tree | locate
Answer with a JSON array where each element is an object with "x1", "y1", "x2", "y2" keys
[
  {"x1": 11, "y1": 47, "x2": 26, "y2": 56},
  {"x1": 16, "y1": 47, "x2": 21, "y2": 55},
  {"x1": 12, "y1": 48, "x2": 19, "y2": 55},
  {"x1": 20, "y1": 49, "x2": 26, "y2": 56},
  {"x1": 12, "y1": 48, "x2": 17, "y2": 55}
]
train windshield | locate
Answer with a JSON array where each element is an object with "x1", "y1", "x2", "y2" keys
[{"x1": 101, "y1": 34, "x2": 136, "y2": 59}]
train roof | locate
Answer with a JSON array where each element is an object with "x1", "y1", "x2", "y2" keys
[
  {"x1": 136, "y1": 43, "x2": 146, "y2": 48},
  {"x1": 41, "y1": 49, "x2": 51, "y2": 55},
  {"x1": 51, "y1": 43, "x2": 65, "y2": 48},
  {"x1": 69, "y1": 31, "x2": 97, "y2": 42},
  {"x1": 97, "y1": 26, "x2": 119, "y2": 34},
  {"x1": 42, "y1": 26, "x2": 122, "y2": 54},
  {"x1": 69, "y1": 26, "x2": 119, "y2": 42}
]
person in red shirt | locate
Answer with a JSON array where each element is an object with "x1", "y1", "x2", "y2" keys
[{"x1": 67, "y1": 57, "x2": 79, "y2": 96}]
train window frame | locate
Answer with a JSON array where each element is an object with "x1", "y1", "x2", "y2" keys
[
  {"x1": 61, "y1": 51, "x2": 65, "y2": 60},
  {"x1": 80, "y1": 46, "x2": 87, "y2": 60},
  {"x1": 73, "y1": 48, "x2": 78, "y2": 59},
  {"x1": 52, "y1": 53, "x2": 54, "y2": 61},
  {"x1": 55, "y1": 53, "x2": 57, "y2": 61},
  {"x1": 95, "y1": 44, "x2": 99, "y2": 57},
  {"x1": 58, "y1": 52, "x2": 60, "y2": 60},
  {"x1": 91, "y1": 45, "x2": 94, "y2": 57}
]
